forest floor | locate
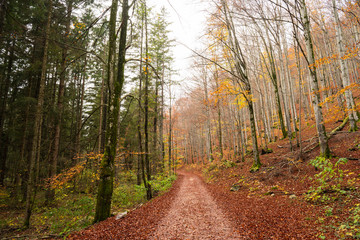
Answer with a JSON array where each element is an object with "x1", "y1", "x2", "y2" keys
[
  {"x1": 2, "y1": 119, "x2": 360, "y2": 239},
  {"x1": 67, "y1": 119, "x2": 360, "y2": 240},
  {"x1": 69, "y1": 172, "x2": 245, "y2": 240}
]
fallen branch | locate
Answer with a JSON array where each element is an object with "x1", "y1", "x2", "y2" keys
[
  {"x1": 3, "y1": 234, "x2": 61, "y2": 240},
  {"x1": 304, "y1": 116, "x2": 349, "y2": 154},
  {"x1": 329, "y1": 116, "x2": 349, "y2": 136},
  {"x1": 303, "y1": 142, "x2": 319, "y2": 154}
]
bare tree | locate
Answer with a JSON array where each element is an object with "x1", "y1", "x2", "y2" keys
[{"x1": 332, "y1": 0, "x2": 358, "y2": 131}]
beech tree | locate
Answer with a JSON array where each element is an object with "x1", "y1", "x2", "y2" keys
[
  {"x1": 173, "y1": 0, "x2": 360, "y2": 168},
  {"x1": 216, "y1": 0, "x2": 261, "y2": 170},
  {"x1": 298, "y1": 0, "x2": 330, "y2": 157},
  {"x1": 332, "y1": 0, "x2": 358, "y2": 131}
]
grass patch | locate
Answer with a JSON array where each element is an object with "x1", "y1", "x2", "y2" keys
[
  {"x1": 40, "y1": 195, "x2": 95, "y2": 236},
  {"x1": 0, "y1": 172, "x2": 177, "y2": 238}
]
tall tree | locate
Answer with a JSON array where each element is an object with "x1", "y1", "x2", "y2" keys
[
  {"x1": 332, "y1": 0, "x2": 358, "y2": 131},
  {"x1": 143, "y1": 0, "x2": 152, "y2": 200},
  {"x1": 94, "y1": 0, "x2": 130, "y2": 222},
  {"x1": 298, "y1": 0, "x2": 330, "y2": 157},
  {"x1": 221, "y1": 0, "x2": 261, "y2": 171},
  {"x1": 24, "y1": 0, "x2": 53, "y2": 228},
  {"x1": 46, "y1": 0, "x2": 73, "y2": 203}
]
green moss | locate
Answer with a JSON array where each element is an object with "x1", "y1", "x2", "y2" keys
[
  {"x1": 250, "y1": 162, "x2": 261, "y2": 173},
  {"x1": 319, "y1": 146, "x2": 331, "y2": 159},
  {"x1": 349, "y1": 125, "x2": 358, "y2": 132}
]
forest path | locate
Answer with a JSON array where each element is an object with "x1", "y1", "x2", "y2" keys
[{"x1": 149, "y1": 172, "x2": 245, "y2": 239}]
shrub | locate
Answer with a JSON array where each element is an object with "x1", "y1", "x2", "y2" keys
[
  {"x1": 150, "y1": 174, "x2": 176, "y2": 194},
  {"x1": 42, "y1": 195, "x2": 95, "y2": 235},
  {"x1": 305, "y1": 157, "x2": 348, "y2": 203},
  {"x1": 112, "y1": 184, "x2": 146, "y2": 208},
  {"x1": 112, "y1": 174, "x2": 176, "y2": 208},
  {"x1": 221, "y1": 160, "x2": 236, "y2": 169}
]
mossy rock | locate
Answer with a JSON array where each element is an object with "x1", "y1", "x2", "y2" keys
[{"x1": 230, "y1": 184, "x2": 241, "y2": 192}]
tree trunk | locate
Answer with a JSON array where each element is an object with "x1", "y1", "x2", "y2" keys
[
  {"x1": 295, "y1": 38, "x2": 303, "y2": 155},
  {"x1": 94, "y1": 0, "x2": 130, "y2": 223},
  {"x1": 247, "y1": 94, "x2": 261, "y2": 171},
  {"x1": 153, "y1": 73, "x2": 159, "y2": 173},
  {"x1": 214, "y1": 71, "x2": 223, "y2": 159},
  {"x1": 144, "y1": 1, "x2": 152, "y2": 200},
  {"x1": 98, "y1": 67, "x2": 106, "y2": 153},
  {"x1": 300, "y1": 0, "x2": 330, "y2": 158},
  {"x1": 159, "y1": 63, "x2": 165, "y2": 169},
  {"x1": 137, "y1": 4, "x2": 145, "y2": 186},
  {"x1": 203, "y1": 68, "x2": 213, "y2": 162},
  {"x1": 277, "y1": 45, "x2": 293, "y2": 150},
  {"x1": 168, "y1": 87, "x2": 172, "y2": 175},
  {"x1": 24, "y1": 0, "x2": 53, "y2": 228},
  {"x1": 46, "y1": 0, "x2": 73, "y2": 203},
  {"x1": 332, "y1": 0, "x2": 358, "y2": 131},
  {"x1": 75, "y1": 60, "x2": 86, "y2": 156},
  {"x1": 0, "y1": 39, "x2": 14, "y2": 185}
]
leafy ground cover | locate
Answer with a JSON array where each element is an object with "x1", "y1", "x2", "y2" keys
[
  {"x1": 0, "y1": 172, "x2": 176, "y2": 239},
  {"x1": 198, "y1": 119, "x2": 360, "y2": 239},
  {"x1": 1, "y1": 118, "x2": 360, "y2": 240},
  {"x1": 68, "y1": 174, "x2": 183, "y2": 240},
  {"x1": 67, "y1": 120, "x2": 359, "y2": 239}
]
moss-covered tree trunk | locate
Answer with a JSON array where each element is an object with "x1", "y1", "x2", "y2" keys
[
  {"x1": 94, "y1": 0, "x2": 129, "y2": 223},
  {"x1": 144, "y1": 1, "x2": 152, "y2": 200},
  {"x1": 246, "y1": 88, "x2": 261, "y2": 172}
]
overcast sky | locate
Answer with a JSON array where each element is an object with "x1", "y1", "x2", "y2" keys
[
  {"x1": 147, "y1": 0, "x2": 209, "y2": 96},
  {"x1": 93, "y1": 0, "x2": 210, "y2": 98}
]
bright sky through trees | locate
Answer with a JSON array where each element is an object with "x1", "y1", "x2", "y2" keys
[
  {"x1": 148, "y1": 0, "x2": 208, "y2": 94},
  {"x1": 94, "y1": 0, "x2": 208, "y2": 96}
]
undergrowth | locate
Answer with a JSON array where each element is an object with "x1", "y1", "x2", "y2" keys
[
  {"x1": 202, "y1": 160, "x2": 237, "y2": 182},
  {"x1": 39, "y1": 195, "x2": 95, "y2": 235},
  {"x1": 0, "y1": 172, "x2": 177, "y2": 238},
  {"x1": 337, "y1": 204, "x2": 360, "y2": 239},
  {"x1": 305, "y1": 156, "x2": 360, "y2": 239},
  {"x1": 305, "y1": 157, "x2": 350, "y2": 203}
]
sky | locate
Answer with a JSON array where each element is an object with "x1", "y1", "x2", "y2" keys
[
  {"x1": 92, "y1": 0, "x2": 210, "y2": 99},
  {"x1": 147, "y1": 0, "x2": 209, "y2": 97}
]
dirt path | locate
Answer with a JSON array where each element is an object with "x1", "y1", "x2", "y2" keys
[
  {"x1": 150, "y1": 172, "x2": 245, "y2": 239},
  {"x1": 68, "y1": 172, "x2": 247, "y2": 239}
]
